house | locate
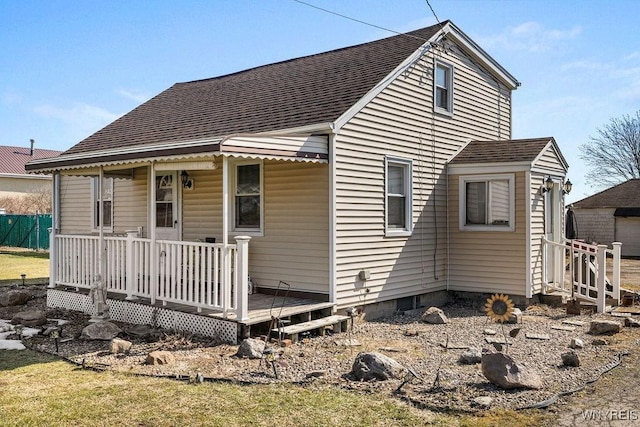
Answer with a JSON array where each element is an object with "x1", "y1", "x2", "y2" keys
[
  {"x1": 26, "y1": 21, "x2": 581, "y2": 342},
  {"x1": 0, "y1": 141, "x2": 62, "y2": 214},
  {"x1": 572, "y1": 179, "x2": 640, "y2": 257}
]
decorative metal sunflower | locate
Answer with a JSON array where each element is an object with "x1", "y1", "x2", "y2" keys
[{"x1": 485, "y1": 293, "x2": 515, "y2": 323}]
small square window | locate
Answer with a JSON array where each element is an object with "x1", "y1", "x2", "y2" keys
[
  {"x1": 459, "y1": 174, "x2": 514, "y2": 231},
  {"x1": 434, "y1": 62, "x2": 454, "y2": 115}
]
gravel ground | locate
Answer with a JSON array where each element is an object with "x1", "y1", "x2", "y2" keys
[{"x1": 2, "y1": 284, "x2": 638, "y2": 413}]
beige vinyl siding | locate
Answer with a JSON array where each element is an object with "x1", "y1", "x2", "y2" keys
[
  {"x1": 334, "y1": 44, "x2": 512, "y2": 309},
  {"x1": 182, "y1": 169, "x2": 221, "y2": 241},
  {"x1": 182, "y1": 160, "x2": 330, "y2": 295},
  {"x1": 112, "y1": 168, "x2": 147, "y2": 234},
  {"x1": 0, "y1": 176, "x2": 50, "y2": 198},
  {"x1": 59, "y1": 175, "x2": 91, "y2": 234},
  {"x1": 448, "y1": 171, "x2": 527, "y2": 296},
  {"x1": 250, "y1": 161, "x2": 329, "y2": 293},
  {"x1": 535, "y1": 145, "x2": 566, "y2": 175}
]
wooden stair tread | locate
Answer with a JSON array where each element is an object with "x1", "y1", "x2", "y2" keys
[{"x1": 272, "y1": 315, "x2": 349, "y2": 335}]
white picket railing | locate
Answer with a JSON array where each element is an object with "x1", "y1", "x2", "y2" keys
[
  {"x1": 543, "y1": 238, "x2": 621, "y2": 313},
  {"x1": 50, "y1": 231, "x2": 250, "y2": 320}
]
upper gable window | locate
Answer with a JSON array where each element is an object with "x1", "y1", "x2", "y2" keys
[
  {"x1": 385, "y1": 157, "x2": 413, "y2": 236},
  {"x1": 459, "y1": 174, "x2": 515, "y2": 232},
  {"x1": 434, "y1": 61, "x2": 454, "y2": 115}
]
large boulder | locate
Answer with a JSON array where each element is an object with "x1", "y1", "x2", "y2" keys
[
  {"x1": 588, "y1": 320, "x2": 621, "y2": 335},
  {"x1": 349, "y1": 351, "x2": 406, "y2": 381},
  {"x1": 235, "y1": 338, "x2": 265, "y2": 359},
  {"x1": 481, "y1": 352, "x2": 542, "y2": 390},
  {"x1": 11, "y1": 310, "x2": 47, "y2": 327},
  {"x1": 421, "y1": 307, "x2": 449, "y2": 324},
  {"x1": 81, "y1": 321, "x2": 122, "y2": 340},
  {"x1": 0, "y1": 290, "x2": 31, "y2": 307},
  {"x1": 145, "y1": 350, "x2": 175, "y2": 365}
]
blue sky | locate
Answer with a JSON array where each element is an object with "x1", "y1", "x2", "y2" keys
[{"x1": 1, "y1": 0, "x2": 639, "y2": 203}]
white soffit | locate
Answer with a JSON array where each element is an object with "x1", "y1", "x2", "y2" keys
[{"x1": 221, "y1": 134, "x2": 328, "y2": 163}]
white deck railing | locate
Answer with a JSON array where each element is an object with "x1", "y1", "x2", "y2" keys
[
  {"x1": 50, "y1": 231, "x2": 250, "y2": 320},
  {"x1": 543, "y1": 238, "x2": 621, "y2": 313}
]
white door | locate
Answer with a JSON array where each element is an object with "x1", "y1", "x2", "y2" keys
[
  {"x1": 545, "y1": 183, "x2": 561, "y2": 282},
  {"x1": 155, "y1": 172, "x2": 179, "y2": 241}
]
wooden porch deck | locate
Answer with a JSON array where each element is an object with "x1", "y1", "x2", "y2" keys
[{"x1": 98, "y1": 288, "x2": 334, "y2": 326}]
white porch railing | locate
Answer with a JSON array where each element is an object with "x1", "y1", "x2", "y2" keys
[
  {"x1": 543, "y1": 238, "x2": 621, "y2": 313},
  {"x1": 50, "y1": 231, "x2": 250, "y2": 320}
]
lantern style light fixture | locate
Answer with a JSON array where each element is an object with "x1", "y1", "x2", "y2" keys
[
  {"x1": 540, "y1": 176, "x2": 554, "y2": 194},
  {"x1": 563, "y1": 179, "x2": 573, "y2": 195},
  {"x1": 180, "y1": 170, "x2": 194, "y2": 190}
]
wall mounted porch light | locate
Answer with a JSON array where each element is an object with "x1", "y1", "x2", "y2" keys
[
  {"x1": 540, "y1": 176, "x2": 554, "y2": 194},
  {"x1": 563, "y1": 179, "x2": 573, "y2": 195},
  {"x1": 181, "y1": 170, "x2": 194, "y2": 190}
]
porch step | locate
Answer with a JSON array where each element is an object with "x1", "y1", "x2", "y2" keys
[{"x1": 271, "y1": 315, "x2": 350, "y2": 343}]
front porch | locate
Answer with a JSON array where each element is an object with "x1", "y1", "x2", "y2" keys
[{"x1": 48, "y1": 232, "x2": 335, "y2": 342}]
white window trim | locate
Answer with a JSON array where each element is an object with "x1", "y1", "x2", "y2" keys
[
  {"x1": 459, "y1": 174, "x2": 515, "y2": 232},
  {"x1": 434, "y1": 60, "x2": 454, "y2": 116},
  {"x1": 230, "y1": 159, "x2": 264, "y2": 237},
  {"x1": 385, "y1": 156, "x2": 413, "y2": 237},
  {"x1": 91, "y1": 176, "x2": 114, "y2": 232}
]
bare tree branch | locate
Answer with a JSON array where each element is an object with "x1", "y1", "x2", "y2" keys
[{"x1": 579, "y1": 110, "x2": 640, "y2": 188}]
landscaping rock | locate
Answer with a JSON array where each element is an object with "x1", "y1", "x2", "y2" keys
[
  {"x1": 349, "y1": 351, "x2": 405, "y2": 381},
  {"x1": 481, "y1": 352, "x2": 542, "y2": 390},
  {"x1": 624, "y1": 317, "x2": 640, "y2": 328},
  {"x1": 592, "y1": 338, "x2": 608, "y2": 346},
  {"x1": 80, "y1": 321, "x2": 122, "y2": 340},
  {"x1": 145, "y1": 350, "x2": 175, "y2": 365},
  {"x1": 569, "y1": 338, "x2": 584, "y2": 349},
  {"x1": 458, "y1": 347, "x2": 482, "y2": 365},
  {"x1": 235, "y1": 338, "x2": 265, "y2": 359},
  {"x1": 404, "y1": 329, "x2": 419, "y2": 336},
  {"x1": 110, "y1": 338, "x2": 132, "y2": 354},
  {"x1": 472, "y1": 396, "x2": 493, "y2": 408},
  {"x1": 561, "y1": 351, "x2": 580, "y2": 367},
  {"x1": 588, "y1": 320, "x2": 621, "y2": 335},
  {"x1": 126, "y1": 324, "x2": 159, "y2": 339},
  {"x1": 507, "y1": 308, "x2": 523, "y2": 324},
  {"x1": 11, "y1": 310, "x2": 47, "y2": 327},
  {"x1": 483, "y1": 328, "x2": 497, "y2": 335},
  {"x1": 0, "y1": 290, "x2": 31, "y2": 307},
  {"x1": 421, "y1": 307, "x2": 449, "y2": 324}
]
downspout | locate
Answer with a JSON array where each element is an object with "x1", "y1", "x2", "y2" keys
[
  {"x1": 328, "y1": 130, "x2": 337, "y2": 308},
  {"x1": 445, "y1": 162, "x2": 450, "y2": 291}
]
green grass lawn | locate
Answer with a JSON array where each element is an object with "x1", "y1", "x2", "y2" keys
[
  {"x1": 0, "y1": 350, "x2": 550, "y2": 427},
  {"x1": 0, "y1": 248, "x2": 49, "y2": 284}
]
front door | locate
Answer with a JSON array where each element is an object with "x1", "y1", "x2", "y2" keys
[
  {"x1": 155, "y1": 172, "x2": 179, "y2": 241},
  {"x1": 545, "y1": 182, "x2": 561, "y2": 282}
]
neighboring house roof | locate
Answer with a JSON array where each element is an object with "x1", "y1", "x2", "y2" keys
[
  {"x1": 26, "y1": 20, "x2": 520, "y2": 173},
  {"x1": 573, "y1": 179, "x2": 640, "y2": 209},
  {"x1": 0, "y1": 145, "x2": 62, "y2": 176}
]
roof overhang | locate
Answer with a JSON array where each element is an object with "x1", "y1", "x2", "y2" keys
[
  {"x1": 25, "y1": 133, "x2": 328, "y2": 174},
  {"x1": 614, "y1": 207, "x2": 640, "y2": 217},
  {"x1": 0, "y1": 172, "x2": 51, "y2": 180}
]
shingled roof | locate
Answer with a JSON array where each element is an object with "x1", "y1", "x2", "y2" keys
[
  {"x1": 573, "y1": 179, "x2": 640, "y2": 209},
  {"x1": 0, "y1": 145, "x2": 62, "y2": 175},
  {"x1": 449, "y1": 137, "x2": 557, "y2": 164},
  {"x1": 63, "y1": 23, "x2": 447, "y2": 157}
]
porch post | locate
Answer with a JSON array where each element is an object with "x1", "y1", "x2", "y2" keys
[
  {"x1": 48, "y1": 171, "x2": 59, "y2": 289},
  {"x1": 222, "y1": 156, "x2": 230, "y2": 316},
  {"x1": 125, "y1": 230, "x2": 138, "y2": 300},
  {"x1": 235, "y1": 236, "x2": 251, "y2": 322},
  {"x1": 596, "y1": 244, "x2": 607, "y2": 313},
  {"x1": 150, "y1": 162, "x2": 157, "y2": 305},
  {"x1": 612, "y1": 242, "x2": 622, "y2": 304},
  {"x1": 91, "y1": 166, "x2": 110, "y2": 322}
]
